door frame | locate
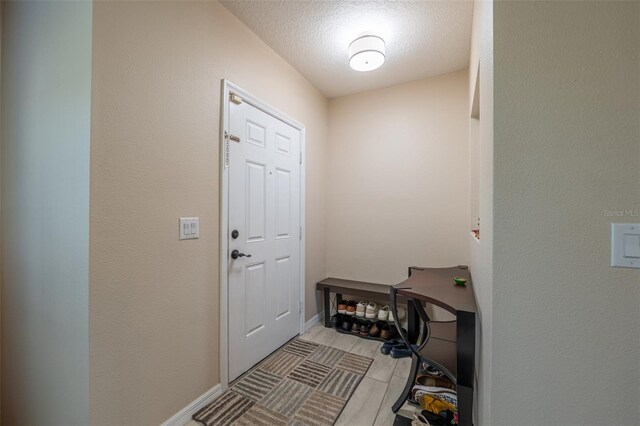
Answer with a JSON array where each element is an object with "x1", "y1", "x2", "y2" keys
[{"x1": 219, "y1": 79, "x2": 306, "y2": 390}]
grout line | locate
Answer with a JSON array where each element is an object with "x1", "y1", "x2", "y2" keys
[
  {"x1": 367, "y1": 376, "x2": 389, "y2": 384},
  {"x1": 371, "y1": 381, "x2": 391, "y2": 425}
]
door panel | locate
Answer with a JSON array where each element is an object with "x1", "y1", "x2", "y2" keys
[
  {"x1": 245, "y1": 262, "x2": 266, "y2": 336},
  {"x1": 275, "y1": 256, "x2": 291, "y2": 319},
  {"x1": 275, "y1": 132, "x2": 291, "y2": 156},
  {"x1": 245, "y1": 161, "x2": 266, "y2": 242},
  {"x1": 275, "y1": 168, "x2": 291, "y2": 238},
  {"x1": 246, "y1": 120, "x2": 266, "y2": 147},
  {"x1": 228, "y1": 96, "x2": 301, "y2": 382}
]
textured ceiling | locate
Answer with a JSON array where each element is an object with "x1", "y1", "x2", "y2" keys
[{"x1": 221, "y1": 0, "x2": 473, "y2": 98}]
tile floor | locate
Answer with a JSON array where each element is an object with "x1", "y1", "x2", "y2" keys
[{"x1": 185, "y1": 322, "x2": 410, "y2": 426}]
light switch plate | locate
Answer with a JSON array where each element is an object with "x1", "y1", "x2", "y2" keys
[
  {"x1": 179, "y1": 217, "x2": 199, "y2": 240},
  {"x1": 611, "y1": 223, "x2": 640, "y2": 268}
]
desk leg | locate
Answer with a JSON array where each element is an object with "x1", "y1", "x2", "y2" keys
[
  {"x1": 407, "y1": 300, "x2": 419, "y2": 344},
  {"x1": 323, "y1": 287, "x2": 331, "y2": 327},
  {"x1": 457, "y1": 311, "x2": 476, "y2": 426},
  {"x1": 392, "y1": 352, "x2": 420, "y2": 413},
  {"x1": 391, "y1": 297, "x2": 430, "y2": 414}
]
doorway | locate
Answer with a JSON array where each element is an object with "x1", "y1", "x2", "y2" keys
[{"x1": 220, "y1": 81, "x2": 306, "y2": 384}]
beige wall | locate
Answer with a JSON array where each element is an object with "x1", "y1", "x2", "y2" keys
[
  {"x1": 326, "y1": 71, "x2": 470, "y2": 286},
  {"x1": 89, "y1": 1, "x2": 327, "y2": 424},
  {"x1": 1, "y1": 1, "x2": 92, "y2": 424},
  {"x1": 492, "y1": 2, "x2": 640, "y2": 424},
  {"x1": 467, "y1": 1, "x2": 493, "y2": 425}
]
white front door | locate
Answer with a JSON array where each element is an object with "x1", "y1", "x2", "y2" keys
[{"x1": 227, "y1": 95, "x2": 302, "y2": 382}]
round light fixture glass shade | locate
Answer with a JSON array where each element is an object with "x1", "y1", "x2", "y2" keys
[{"x1": 349, "y1": 35, "x2": 385, "y2": 72}]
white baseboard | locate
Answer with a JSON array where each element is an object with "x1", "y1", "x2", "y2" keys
[
  {"x1": 305, "y1": 312, "x2": 322, "y2": 331},
  {"x1": 162, "y1": 384, "x2": 222, "y2": 426}
]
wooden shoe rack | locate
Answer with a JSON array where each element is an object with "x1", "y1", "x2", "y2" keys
[{"x1": 316, "y1": 277, "x2": 419, "y2": 343}]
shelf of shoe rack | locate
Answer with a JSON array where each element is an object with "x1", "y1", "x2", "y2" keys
[
  {"x1": 332, "y1": 320, "x2": 408, "y2": 343},
  {"x1": 316, "y1": 277, "x2": 420, "y2": 344}
]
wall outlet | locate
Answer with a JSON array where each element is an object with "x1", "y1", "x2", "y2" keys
[{"x1": 179, "y1": 217, "x2": 199, "y2": 240}]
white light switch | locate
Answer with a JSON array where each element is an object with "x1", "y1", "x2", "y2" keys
[
  {"x1": 611, "y1": 223, "x2": 640, "y2": 268},
  {"x1": 624, "y1": 234, "x2": 640, "y2": 258},
  {"x1": 179, "y1": 217, "x2": 199, "y2": 240}
]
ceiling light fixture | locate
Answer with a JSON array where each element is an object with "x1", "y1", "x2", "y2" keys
[{"x1": 348, "y1": 34, "x2": 385, "y2": 72}]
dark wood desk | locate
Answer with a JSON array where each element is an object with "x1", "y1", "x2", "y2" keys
[{"x1": 390, "y1": 266, "x2": 477, "y2": 426}]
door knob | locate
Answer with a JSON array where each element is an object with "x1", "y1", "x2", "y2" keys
[{"x1": 231, "y1": 249, "x2": 251, "y2": 259}]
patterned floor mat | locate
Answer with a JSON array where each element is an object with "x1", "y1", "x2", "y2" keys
[{"x1": 193, "y1": 338, "x2": 373, "y2": 426}]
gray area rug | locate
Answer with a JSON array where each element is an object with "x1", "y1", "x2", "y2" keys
[{"x1": 193, "y1": 338, "x2": 373, "y2": 426}]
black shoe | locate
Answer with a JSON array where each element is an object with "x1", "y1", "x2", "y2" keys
[
  {"x1": 381, "y1": 340, "x2": 405, "y2": 355},
  {"x1": 330, "y1": 313, "x2": 343, "y2": 328},
  {"x1": 390, "y1": 344, "x2": 418, "y2": 358},
  {"x1": 359, "y1": 320, "x2": 372, "y2": 336},
  {"x1": 341, "y1": 316, "x2": 353, "y2": 332}
]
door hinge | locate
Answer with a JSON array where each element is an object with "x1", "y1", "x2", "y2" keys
[
  {"x1": 299, "y1": 226, "x2": 302, "y2": 240},
  {"x1": 230, "y1": 93, "x2": 243, "y2": 105},
  {"x1": 299, "y1": 151, "x2": 302, "y2": 165},
  {"x1": 299, "y1": 300, "x2": 303, "y2": 314}
]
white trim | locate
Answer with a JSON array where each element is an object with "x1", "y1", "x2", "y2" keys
[
  {"x1": 304, "y1": 312, "x2": 321, "y2": 332},
  {"x1": 299, "y1": 126, "x2": 307, "y2": 334},
  {"x1": 161, "y1": 384, "x2": 222, "y2": 426},
  {"x1": 219, "y1": 80, "x2": 230, "y2": 393},
  {"x1": 219, "y1": 79, "x2": 306, "y2": 391}
]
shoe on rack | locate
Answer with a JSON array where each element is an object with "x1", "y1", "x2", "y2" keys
[
  {"x1": 346, "y1": 300, "x2": 357, "y2": 316},
  {"x1": 337, "y1": 300, "x2": 348, "y2": 314},
  {"x1": 380, "y1": 323, "x2": 396, "y2": 340},
  {"x1": 359, "y1": 320, "x2": 372, "y2": 336},
  {"x1": 330, "y1": 313, "x2": 343, "y2": 329},
  {"x1": 377, "y1": 305, "x2": 390, "y2": 321},
  {"x1": 369, "y1": 321, "x2": 386, "y2": 338},
  {"x1": 351, "y1": 319, "x2": 361, "y2": 333},
  {"x1": 355, "y1": 301, "x2": 367, "y2": 317},
  {"x1": 389, "y1": 306, "x2": 406, "y2": 322},
  {"x1": 365, "y1": 302, "x2": 378, "y2": 319},
  {"x1": 341, "y1": 316, "x2": 353, "y2": 332}
]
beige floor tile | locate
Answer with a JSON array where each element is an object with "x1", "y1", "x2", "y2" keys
[
  {"x1": 393, "y1": 356, "x2": 412, "y2": 379},
  {"x1": 299, "y1": 322, "x2": 324, "y2": 341},
  {"x1": 182, "y1": 420, "x2": 200, "y2": 426},
  {"x1": 348, "y1": 337, "x2": 382, "y2": 358},
  {"x1": 326, "y1": 330, "x2": 359, "y2": 352},
  {"x1": 308, "y1": 326, "x2": 339, "y2": 346},
  {"x1": 366, "y1": 351, "x2": 399, "y2": 383},
  {"x1": 334, "y1": 376, "x2": 388, "y2": 426},
  {"x1": 373, "y1": 374, "x2": 408, "y2": 426}
]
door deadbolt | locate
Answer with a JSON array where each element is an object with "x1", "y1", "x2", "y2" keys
[{"x1": 231, "y1": 229, "x2": 239, "y2": 239}]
